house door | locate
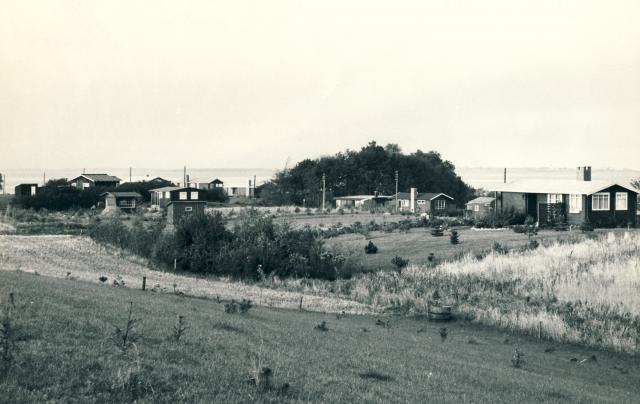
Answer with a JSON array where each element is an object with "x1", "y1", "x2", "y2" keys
[{"x1": 526, "y1": 194, "x2": 537, "y2": 220}]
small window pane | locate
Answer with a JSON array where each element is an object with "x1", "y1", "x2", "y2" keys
[
  {"x1": 191, "y1": 192, "x2": 199, "y2": 200},
  {"x1": 616, "y1": 192, "x2": 628, "y2": 210},
  {"x1": 179, "y1": 192, "x2": 187, "y2": 200}
]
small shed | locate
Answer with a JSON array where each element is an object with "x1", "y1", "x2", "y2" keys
[
  {"x1": 102, "y1": 192, "x2": 142, "y2": 212},
  {"x1": 165, "y1": 187, "x2": 206, "y2": 224},
  {"x1": 200, "y1": 179, "x2": 224, "y2": 190},
  {"x1": 14, "y1": 184, "x2": 38, "y2": 199},
  {"x1": 465, "y1": 196, "x2": 495, "y2": 220}
]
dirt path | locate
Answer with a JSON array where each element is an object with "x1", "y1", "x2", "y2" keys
[{"x1": 0, "y1": 235, "x2": 372, "y2": 314}]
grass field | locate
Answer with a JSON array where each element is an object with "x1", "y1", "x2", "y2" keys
[
  {"x1": 0, "y1": 235, "x2": 369, "y2": 314},
  {"x1": 280, "y1": 231, "x2": 640, "y2": 352},
  {"x1": 1, "y1": 270, "x2": 639, "y2": 403},
  {"x1": 325, "y1": 227, "x2": 590, "y2": 271}
]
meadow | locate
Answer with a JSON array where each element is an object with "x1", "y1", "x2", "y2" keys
[
  {"x1": 324, "y1": 227, "x2": 588, "y2": 271},
  {"x1": 1, "y1": 270, "x2": 639, "y2": 403},
  {"x1": 275, "y1": 231, "x2": 640, "y2": 352}
]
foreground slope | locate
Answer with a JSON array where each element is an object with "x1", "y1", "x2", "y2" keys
[{"x1": 1, "y1": 271, "x2": 639, "y2": 403}]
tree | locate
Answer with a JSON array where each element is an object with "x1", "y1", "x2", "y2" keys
[{"x1": 259, "y1": 141, "x2": 474, "y2": 206}]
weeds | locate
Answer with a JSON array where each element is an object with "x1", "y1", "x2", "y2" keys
[
  {"x1": 511, "y1": 346, "x2": 524, "y2": 368},
  {"x1": 111, "y1": 302, "x2": 138, "y2": 352},
  {"x1": 172, "y1": 315, "x2": 188, "y2": 343},
  {"x1": 315, "y1": 321, "x2": 329, "y2": 331},
  {"x1": 224, "y1": 299, "x2": 254, "y2": 314},
  {"x1": 0, "y1": 298, "x2": 15, "y2": 376}
]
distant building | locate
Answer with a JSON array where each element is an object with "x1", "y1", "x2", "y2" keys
[
  {"x1": 224, "y1": 181, "x2": 255, "y2": 198},
  {"x1": 165, "y1": 187, "x2": 206, "y2": 225},
  {"x1": 199, "y1": 179, "x2": 224, "y2": 190},
  {"x1": 465, "y1": 196, "x2": 495, "y2": 220},
  {"x1": 14, "y1": 184, "x2": 38, "y2": 199},
  {"x1": 149, "y1": 186, "x2": 182, "y2": 208},
  {"x1": 147, "y1": 177, "x2": 172, "y2": 185},
  {"x1": 102, "y1": 192, "x2": 142, "y2": 212},
  {"x1": 68, "y1": 174, "x2": 121, "y2": 189},
  {"x1": 390, "y1": 188, "x2": 456, "y2": 215},
  {"x1": 333, "y1": 194, "x2": 392, "y2": 210},
  {"x1": 491, "y1": 166, "x2": 638, "y2": 228}
]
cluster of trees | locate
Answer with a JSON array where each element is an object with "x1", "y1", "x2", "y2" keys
[
  {"x1": 88, "y1": 210, "x2": 361, "y2": 280},
  {"x1": 257, "y1": 141, "x2": 474, "y2": 207}
]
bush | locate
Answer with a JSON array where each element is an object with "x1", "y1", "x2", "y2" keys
[
  {"x1": 391, "y1": 255, "x2": 409, "y2": 272},
  {"x1": 364, "y1": 240, "x2": 378, "y2": 254},
  {"x1": 449, "y1": 230, "x2": 460, "y2": 245},
  {"x1": 580, "y1": 219, "x2": 594, "y2": 233}
]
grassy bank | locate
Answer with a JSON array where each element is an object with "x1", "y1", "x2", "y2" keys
[
  {"x1": 1, "y1": 270, "x2": 639, "y2": 403},
  {"x1": 271, "y1": 231, "x2": 640, "y2": 352}
]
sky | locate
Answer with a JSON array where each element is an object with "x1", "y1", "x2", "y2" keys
[{"x1": 1, "y1": 1, "x2": 639, "y2": 170}]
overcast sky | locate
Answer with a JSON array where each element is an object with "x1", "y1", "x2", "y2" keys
[{"x1": 1, "y1": 1, "x2": 639, "y2": 170}]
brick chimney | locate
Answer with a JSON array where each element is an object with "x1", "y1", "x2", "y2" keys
[{"x1": 577, "y1": 166, "x2": 591, "y2": 181}]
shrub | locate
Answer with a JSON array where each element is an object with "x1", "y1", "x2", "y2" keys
[
  {"x1": 364, "y1": 240, "x2": 378, "y2": 254},
  {"x1": 580, "y1": 219, "x2": 594, "y2": 233},
  {"x1": 391, "y1": 255, "x2": 409, "y2": 272},
  {"x1": 449, "y1": 230, "x2": 460, "y2": 245}
]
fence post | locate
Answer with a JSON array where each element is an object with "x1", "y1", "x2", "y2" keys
[
  {"x1": 142, "y1": 276, "x2": 146, "y2": 291},
  {"x1": 299, "y1": 295, "x2": 303, "y2": 311},
  {"x1": 538, "y1": 321, "x2": 542, "y2": 340}
]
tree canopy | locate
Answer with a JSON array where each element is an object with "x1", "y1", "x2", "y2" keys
[{"x1": 257, "y1": 141, "x2": 474, "y2": 206}]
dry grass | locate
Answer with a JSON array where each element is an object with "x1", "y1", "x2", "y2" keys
[
  {"x1": 277, "y1": 231, "x2": 640, "y2": 352},
  {"x1": 0, "y1": 235, "x2": 371, "y2": 315}
]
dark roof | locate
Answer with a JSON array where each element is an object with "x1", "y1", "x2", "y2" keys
[
  {"x1": 102, "y1": 192, "x2": 142, "y2": 198},
  {"x1": 149, "y1": 177, "x2": 171, "y2": 183},
  {"x1": 71, "y1": 174, "x2": 121, "y2": 183},
  {"x1": 209, "y1": 179, "x2": 224, "y2": 184}
]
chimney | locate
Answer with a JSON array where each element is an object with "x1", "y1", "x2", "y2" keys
[
  {"x1": 577, "y1": 166, "x2": 592, "y2": 181},
  {"x1": 410, "y1": 187, "x2": 417, "y2": 213}
]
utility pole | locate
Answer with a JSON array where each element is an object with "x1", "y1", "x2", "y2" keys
[
  {"x1": 129, "y1": 167, "x2": 132, "y2": 183},
  {"x1": 43, "y1": 171, "x2": 46, "y2": 186},
  {"x1": 504, "y1": 168, "x2": 507, "y2": 184},
  {"x1": 253, "y1": 174, "x2": 256, "y2": 198},
  {"x1": 183, "y1": 166, "x2": 186, "y2": 187},
  {"x1": 322, "y1": 173, "x2": 326, "y2": 211},
  {"x1": 395, "y1": 170, "x2": 399, "y2": 213}
]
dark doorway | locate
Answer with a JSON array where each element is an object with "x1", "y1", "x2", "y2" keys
[{"x1": 526, "y1": 194, "x2": 537, "y2": 220}]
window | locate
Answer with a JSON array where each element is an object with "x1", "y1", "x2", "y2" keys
[
  {"x1": 179, "y1": 192, "x2": 187, "y2": 200},
  {"x1": 190, "y1": 191, "x2": 199, "y2": 200},
  {"x1": 417, "y1": 200, "x2": 426, "y2": 205},
  {"x1": 474, "y1": 205, "x2": 480, "y2": 212},
  {"x1": 616, "y1": 192, "x2": 628, "y2": 210},
  {"x1": 401, "y1": 200, "x2": 409, "y2": 207},
  {"x1": 30, "y1": 186, "x2": 36, "y2": 196},
  {"x1": 164, "y1": 191, "x2": 170, "y2": 198},
  {"x1": 185, "y1": 206, "x2": 193, "y2": 212},
  {"x1": 547, "y1": 194, "x2": 563, "y2": 204},
  {"x1": 118, "y1": 199, "x2": 135, "y2": 208},
  {"x1": 435, "y1": 199, "x2": 446, "y2": 210},
  {"x1": 569, "y1": 194, "x2": 582, "y2": 213},
  {"x1": 592, "y1": 192, "x2": 609, "y2": 211}
]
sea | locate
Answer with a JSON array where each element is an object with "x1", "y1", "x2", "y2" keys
[{"x1": 1, "y1": 166, "x2": 639, "y2": 194}]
